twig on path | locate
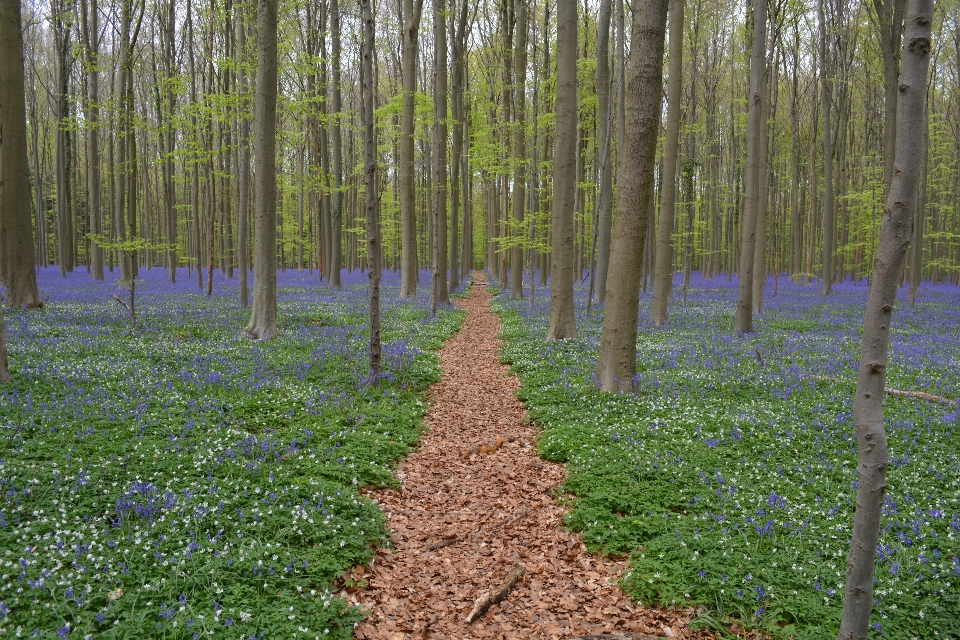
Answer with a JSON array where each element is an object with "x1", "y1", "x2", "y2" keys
[
  {"x1": 464, "y1": 563, "x2": 525, "y2": 623},
  {"x1": 425, "y1": 536, "x2": 462, "y2": 551},
  {"x1": 423, "y1": 504, "x2": 532, "y2": 552},
  {"x1": 568, "y1": 634, "x2": 663, "y2": 640}
]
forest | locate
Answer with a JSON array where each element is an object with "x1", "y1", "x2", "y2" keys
[{"x1": 0, "y1": 0, "x2": 957, "y2": 637}]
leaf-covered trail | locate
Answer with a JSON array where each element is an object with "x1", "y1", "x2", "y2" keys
[{"x1": 353, "y1": 275, "x2": 707, "y2": 639}]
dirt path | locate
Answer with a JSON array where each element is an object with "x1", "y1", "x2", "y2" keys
[{"x1": 352, "y1": 275, "x2": 705, "y2": 640}]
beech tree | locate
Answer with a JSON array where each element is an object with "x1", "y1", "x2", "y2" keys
[
  {"x1": 0, "y1": 304, "x2": 7, "y2": 382},
  {"x1": 245, "y1": 0, "x2": 279, "y2": 340},
  {"x1": 361, "y1": 0, "x2": 381, "y2": 375},
  {"x1": 595, "y1": 0, "x2": 670, "y2": 391},
  {"x1": 399, "y1": 0, "x2": 426, "y2": 299},
  {"x1": 837, "y1": 0, "x2": 932, "y2": 635},
  {"x1": 0, "y1": 0, "x2": 42, "y2": 309},
  {"x1": 546, "y1": 0, "x2": 578, "y2": 341}
]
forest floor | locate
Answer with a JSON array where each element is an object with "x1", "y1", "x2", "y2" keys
[{"x1": 352, "y1": 274, "x2": 710, "y2": 640}]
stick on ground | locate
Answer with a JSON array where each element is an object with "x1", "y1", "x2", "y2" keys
[{"x1": 464, "y1": 563, "x2": 525, "y2": 623}]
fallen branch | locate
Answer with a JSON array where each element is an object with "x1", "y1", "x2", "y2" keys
[
  {"x1": 425, "y1": 536, "x2": 462, "y2": 551},
  {"x1": 423, "y1": 504, "x2": 532, "y2": 552},
  {"x1": 112, "y1": 294, "x2": 130, "y2": 311},
  {"x1": 465, "y1": 563, "x2": 525, "y2": 623},
  {"x1": 811, "y1": 376, "x2": 957, "y2": 405}
]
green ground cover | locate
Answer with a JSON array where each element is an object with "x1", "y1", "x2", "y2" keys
[
  {"x1": 0, "y1": 268, "x2": 463, "y2": 639},
  {"x1": 492, "y1": 275, "x2": 959, "y2": 639}
]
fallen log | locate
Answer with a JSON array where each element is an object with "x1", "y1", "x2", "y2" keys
[
  {"x1": 425, "y1": 536, "x2": 462, "y2": 551},
  {"x1": 464, "y1": 563, "x2": 525, "y2": 623},
  {"x1": 811, "y1": 376, "x2": 957, "y2": 405}
]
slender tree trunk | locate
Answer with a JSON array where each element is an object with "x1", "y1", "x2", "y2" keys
[
  {"x1": 0, "y1": 303, "x2": 8, "y2": 381},
  {"x1": 53, "y1": 0, "x2": 72, "y2": 278},
  {"x1": 245, "y1": 0, "x2": 279, "y2": 339},
  {"x1": 329, "y1": 0, "x2": 343, "y2": 288},
  {"x1": 650, "y1": 0, "x2": 684, "y2": 326},
  {"x1": 837, "y1": 1, "x2": 931, "y2": 635},
  {"x1": 595, "y1": 0, "x2": 670, "y2": 391},
  {"x1": 546, "y1": 0, "x2": 578, "y2": 341},
  {"x1": 361, "y1": 0, "x2": 381, "y2": 375},
  {"x1": 80, "y1": 0, "x2": 104, "y2": 281},
  {"x1": 399, "y1": 0, "x2": 426, "y2": 298},
  {"x1": 819, "y1": 0, "x2": 835, "y2": 295},
  {"x1": 0, "y1": 0, "x2": 42, "y2": 307},
  {"x1": 237, "y1": 0, "x2": 250, "y2": 306},
  {"x1": 432, "y1": 0, "x2": 449, "y2": 308},
  {"x1": 752, "y1": 46, "x2": 770, "y2": 311},
  {"x1": 593, "y1": 0, "x2": 613, "y2": 306},
  {"x1": 733, "y1": 0, "x2": 765, "y2": 334},
  {"x1": 873, "y1": 0, "x2": 905, "y2": 195},
  {"x1": 789, "y1": 22, "x2": 801, "y2": 281},
  {"x1": 510, "y1": 0, "x2": 528, "y2": 298}
]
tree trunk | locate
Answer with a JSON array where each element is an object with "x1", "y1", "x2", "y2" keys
[
  {"x1": 733, "y1": 0, "x2": 765, "y2": 334},
  {"x1": 595, "y1": 0, "x2": 670, "y2": 391},
  {"x1": 650, "y1": 0, "x2": 684, "y2": 326},
  {"x1": 546, "y1": 0, "x2": 578, "y2": 341},
  {"x1": 80, "y1": 0, "x2": 105, "y2": 281},
  {"x1": 432, "y1": 0, "x2": 449, "y2": 308},
  {"x1": 245, "y1": 0, "x2": 279, "y2": 339},
  {"x1": 837, "y1": 0, "x2": 931, "y2": 635},
  {"x1": 0, "y1": 0, "x2": 42, "y2": 307},
  {"x1": 873, "y1": 0, "x2": 905, "y2": 195},
  {"x1": 0, "y1": 303, "x2": 7, "y2": 381},
  {"x1": 237, "y1": 0, "x2": 250, "y2": 306},
  {"x1": 361, "y1": 0, "x2": 381, "y2": 376},
  {"x1": 510, "y1": 0, "x2": 528, "y2": 298},
  {"x1": 819, "y1": 0, "x2": 835, "y2": 295},
  {"x1": 400, "y1": 0, "x2": 426, "y2": 298},
  {"x1": 329, "y1": 0, "x2": 344, "y2": 289},
  {"x1": 592, "y1": 0, "x2": 613, "y2": 306}
]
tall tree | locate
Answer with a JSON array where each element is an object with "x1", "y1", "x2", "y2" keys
[
  {"x1": 80, "y1": 0, "x2": 105, "y2": 281},
  {"x1": 819, "y1": 0, "x2": 836, "y2": 295},
  {"x1": 0, "y1": 0, "x2": 42, "y2": 308},
  {"x1": 650, "y1": 0, "x2": 684, "y2": 326},
  {"x1": 595, "y1": 0, "x2": 670, "y2": 391},
  {"x1": 0, "y1": 304, "x2": 7, "y2": 382},
  {"x1": 733, "y1": 0, "x2": 765, "y2": 334},
  {"x1": 510, "y1": 0, "x2": 528, "y2": 298},
  {"x1": 245, "y1": 0, "x2": 279, "y2": 339},
  {"x1": 837, "y1": 0, "x2": 931, "y2": 635},
  {"x1": 361, "y1": 0, "x2": 381, "y2": 375},
  {"x1": 432, "y1": 0, "x2": 449, "y2": 309},
  {"x1": 546, "y1": 0, "x2": 578, "y2": 341},
  {"x1": 400, "y1": 0, "x2": 427, "y2": 298},
  {"x1": 870, "y1": 0, "x2": 905, "y2": 193},
  {"x1": 237, "y1": 0, "x2": 251, "y2": 307},
  {"x1": 328, "y1": 0, "x2": 344, "y2": 289},
  {"x1": 592, "y1": 0, "x2": 613, "y2": 306}
]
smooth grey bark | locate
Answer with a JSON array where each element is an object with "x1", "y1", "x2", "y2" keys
[
  {"x1": 733, "y1": 0, "x2": 765, "y2": 334},
  {"x1": 837, "y1": 0, "x2": 931, "y2": 635},
  {"x1": 329, "y1": 0, "x2": 343, "y2": 289},
  {"x1": 80, "y1": 0, "x2": 104, "y2": 281},
  {"x1": 432, "y1": 0, "x2": 449, "y2": 309},
  {"x1": 53, "y1": 0, "x2": 72, "y2": 277},
  {"x1": 510, "y1": 0, "x2": 528, "y2": 298},
  {"x1": 237, "y1": 0, "x2": 250, "y2": 306},
  {"x1": 245, "y1": 0, "x2": 279, "y2": 339},
  {"x1": 819, "y1": 0, "x2": 835, "y2": 295},
  {"x1": 650, "y1": 0, "x2": 684, "y2": 326},
  {"x1": 0, "y1": 0, "x2": 42, "y2": 308},
  {"x1": 361, "y1": 0, "x2": 381, "y2": 376},
  {"x1": 871, "y1": 0, "x2": 905, "y2": 193},
  {"x1": 399, "y1": 0, "x2": 426, "y2": 298},
  {"x1": 595, "y1": 0, "x2": 670, "y2": 392},
  {"x1": 0, "y1": 304, "x2": 8, "y2": 381},
  {"x1": 449, "y1": 0, "x2": 468, "y2": 291},
  {"x1": 752, "y1": 42, "x2": 770, "y2": 311},
  {"x1": 546, "y1": 0, "x2": 578, "y2": 341},
  {"x1": 592, "y1": 0, "x2": 613, "y2": 306},
  {"x1": 789, "y1": 20, "x2": 802, "y2": 280}
]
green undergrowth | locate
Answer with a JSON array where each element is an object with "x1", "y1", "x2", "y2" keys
[
  {"x1": 0, "y1": 270, "x2": 464, "y2": 639},
  {"x1": 490, "y1": 281, "x2": 960, "y2": 640}
]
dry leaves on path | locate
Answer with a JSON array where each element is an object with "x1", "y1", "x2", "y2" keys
[{"x1": 352, "y1": 274, "x2": 713, "y2": 640}]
